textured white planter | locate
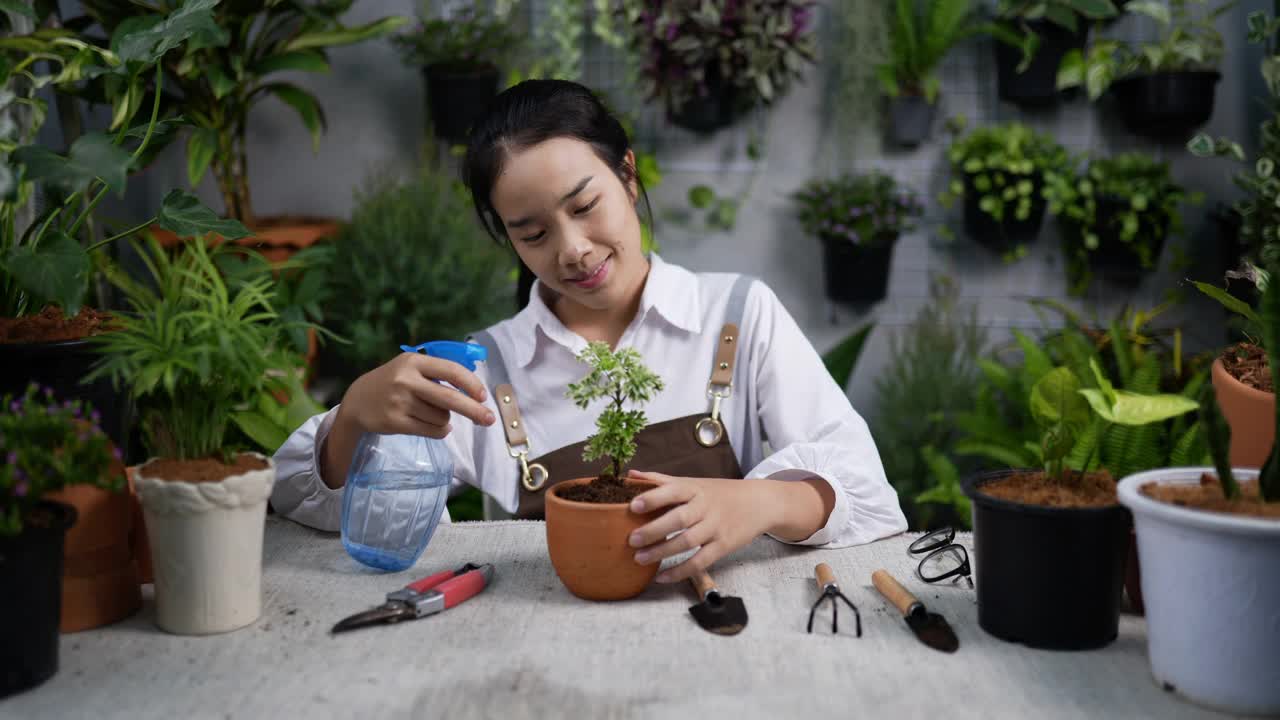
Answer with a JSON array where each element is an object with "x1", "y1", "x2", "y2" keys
[
  {"x1": 1118, "y1": 467, "x2": 1280, "y2": 716},
  {"x1": 135, "y1": 454, "x2": 274, "y2": 635}
]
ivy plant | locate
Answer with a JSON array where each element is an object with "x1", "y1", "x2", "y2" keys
[
  {"x1": 990, "y1": 0, "x2": 1119, "y2": 72},
  {"x1": 567, "y1": 341, "x2": 665, "y2": 484}
]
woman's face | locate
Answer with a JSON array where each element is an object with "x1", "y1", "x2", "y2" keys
[{"x1": 490, "y1": 137, "x2": 646, "y2": 314}]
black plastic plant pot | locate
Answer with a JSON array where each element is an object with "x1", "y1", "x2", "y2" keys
[
  {"x1": 666, "y1": 64, "x2": 743, "y2": 134},
  {"x1": 1109, "y1": 71, "x2": 1220, "y2": 140},
  {"x1": 423, "y1": 63, "x2": 501, "y2": 146},
  {"x1": 1069, "y1": 194, "x2": 1168, "y2": 286},
  {"x1": 0, "y1": 501, "x2": 76, "y2": 698},
  {"x1": 993, "y1": 20, "x2": 1088, "y2": 107},
  {"x1": 821, "y1": 234, "x2": 896, "y2": 305},
  {"x1": 0, "y1": 339, "x2": 137, "y2": 464},
  {"x1": 886, "y1": 94, "x2": 936, "y2": 148},
  {"x1": 961, "y1": 172, "x2": 1047, "y2": 253},
  {"x1": 962, "y1": 471, "x2": 1131, "y2": 650}
]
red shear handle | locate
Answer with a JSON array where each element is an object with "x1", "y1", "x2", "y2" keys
[
  {"x1": 437, "y1": 569, "x2": 488, "y2": 609},
  {"x1": 406, "y1": 569, "x2": 456, "y2": 594}
]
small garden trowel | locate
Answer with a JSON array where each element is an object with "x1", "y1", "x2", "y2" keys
[
  {"x1": 688, "y1": 570, "x2": 747, "y2": 635},
  {"x1": 871, "y1": 569, "x2": 958, "y2": 653}
]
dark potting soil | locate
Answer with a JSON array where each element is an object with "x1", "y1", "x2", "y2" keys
[
  {"x1": 1142, "y1": 475, "x2": 1280, "y2": 519},
  {"x1": 0, "y1": 306, "x2": 116, "y2": 344},
  {"x1": 978, "y1": 470, "x2": 1118, "y2": 508},
  {"x1": 1223, "y1": 343, "x2": 1273, "y2": 393},
  {"x1": 144, "y1": 454, "x2": 269, "y2": 484},
  {"x1": 556, "y1": 476, "x2": 654, "y2": 504}
]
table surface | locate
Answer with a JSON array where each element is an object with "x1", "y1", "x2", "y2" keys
[{"x1": 3, "y1": 517, "x2": 1229, "y2": 720}]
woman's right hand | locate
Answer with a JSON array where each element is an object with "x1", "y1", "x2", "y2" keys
[
  {"x1": 341, "y1": 353, "x2": 496, "y2": 438},
  {"x1": 320, "y1": 353, "x2": 496, "y2": 488}
]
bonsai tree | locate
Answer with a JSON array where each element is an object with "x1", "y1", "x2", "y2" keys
[
  {"x1": 1, "y1": 384, "x2": 124, "y2": 536},
  {"x1": 567, "y1": 341, "x2": 665, "y2": 487},
  {"x1": 73, "y1": 0, "x2": 407, "y2": 226}
]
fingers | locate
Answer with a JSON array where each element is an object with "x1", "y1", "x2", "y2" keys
[
  {"x1": 633, "y1": 521, "x2": 712, "y2": 566},
  {"x1": 385, "y1": 412, "x2": 451, "y2": 439},
  {"x1": 395, "y1": 358, "x2": 495, "y2": 427},
  {"x1": 655, "y1": 541, "x2": 726, "y2": 584},
  {"x1": 629, "y1": 496, "x2": 701, "y2": 549},
  {"x1": 628, "y1": 473, "x2": 693, "y2": 514},
  {"x1": 407, "y1": 354, "x2": 488, "y2": 403}
]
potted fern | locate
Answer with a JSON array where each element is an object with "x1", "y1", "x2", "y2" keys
[
  {"x1": 877, "y1": 0, "x2": 982, "y2": 148},
  {"x1": 0, "y1": 385, "x2": 125, "y2": 697},
  {"x1": 1045, "y1": 151, "x2": 1193, "y2": 295},
  {"x1": 792, "y1": 170, "x2": 924, "y2": 305},
  {"x1": 988, "y1": 0, "x2": 1118, "y2": 106},
  {"x1": 86, "y1": 238, "x2": 308, "y2": 635},
  {"x1": 545, "y1": 341, "x2": 665, "y2": 601},
  {"x1": 960, "y1": 356, "x2": 1198, "y2": 649},
  {"x1": 1117, "y1": 260, "x2": 1280, "y2": 716}
]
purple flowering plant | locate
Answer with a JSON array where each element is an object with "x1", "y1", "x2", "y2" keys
[
  {"x1": 792, "y1": 171, "x2": 924, "y2": 248},
  {"x1": 1, "y1": 383, "x2": 124, "y2": 537},
  {"x1": 625, "y1": 0, "x2": 818, "y2": 114}
]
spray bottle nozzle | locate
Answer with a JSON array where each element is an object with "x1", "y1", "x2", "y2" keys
[{"x1": 399, "y1": 341, "x2": 488, "y2": 371}]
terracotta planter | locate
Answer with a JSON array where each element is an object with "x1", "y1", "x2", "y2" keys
[
  {"x1": 1212, "y1": 357, "x2": 1275, "y2": 469},
  {"x1": 149, "y1": 216, "x2": 340, "y2": 264},
  {"x1": 544, "y1": 478, "x2": 661, "y2": 601},
  {"x1": 45, "y1": 442, "x2": 142, "y2": 633}
]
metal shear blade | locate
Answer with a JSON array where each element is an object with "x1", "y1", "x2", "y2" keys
[{"x1": 331, "y1": 603, "x2": 413, "y2": 634}]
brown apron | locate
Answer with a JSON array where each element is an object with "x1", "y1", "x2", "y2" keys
[{"x1": 471, "y1": 275, "x2": 755, "y2": 520}]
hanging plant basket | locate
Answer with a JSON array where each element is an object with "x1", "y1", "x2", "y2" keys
[
  {"x1": 423, "y1": 63, "x2": 501, "y2": 146},
  {"x1": 1063, "y1": 193, "x2": 1168, "y2": 289},
  {"x1": 885, "y1": 94, "x2": 936, "y2": 149},
  {"x1": 820, "y1": 234, "x2": 897, "y2": 305},
  {"x1": 961, "y1": 171, "x2": 1048, "y2": 253},
  {"x1": 666, "y1": 64, "x2": 745, "y2": 134},
  {"x1": 1109, "y1": 71, "x2": 1221, "y2": 141},
  {"x1": 993, "y1": 20, "x2": 1088, "y2": 107}
]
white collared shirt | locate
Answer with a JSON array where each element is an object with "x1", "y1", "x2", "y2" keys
[{"x1": 271, "y1": 254, "x2": 907, "y2": 547}]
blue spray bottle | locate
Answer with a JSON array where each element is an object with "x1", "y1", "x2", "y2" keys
[{"x1": 340, "y1": 340, "x2": 488, "y2": 571}]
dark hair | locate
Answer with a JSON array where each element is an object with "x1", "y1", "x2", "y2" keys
[{"x1": 461, "y1": 79, "x2": 654, "y2": 245}]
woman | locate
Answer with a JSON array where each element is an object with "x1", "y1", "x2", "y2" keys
[{"x1": 272, "y1": 79, "x2": 906, "y2": 584}]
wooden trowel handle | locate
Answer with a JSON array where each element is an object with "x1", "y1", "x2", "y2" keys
[
  {"x1": 691, "y1": 570, "x2": 717, "y2": 600},
  {"x1": 872, "y1": 569, "x2": 918, "y2": 617},
  {"x1": 815, "y1": 563, "x2": 836, "y2": 590}
]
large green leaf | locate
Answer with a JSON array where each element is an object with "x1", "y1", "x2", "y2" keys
[
  {"x1": 262, "y1": 84, "x2": 325, "y2": 151},
  {"x1": 252, "y1": 50, "x2": 331, "y2": 77},
  {"x1": 1030, "y1": 366, "x2": 1089, "y2": 432},
  {"x1": 111, "y1": 0, "x2": 226, "y2": 66},
  {"x1": 1192, "y1": 280, "x2": 1261, "y2": 326},
  {"x1": 0, "y1": 0, "x2": 38, "y2": 21},
  {"x1": 155, "y1": 189, "x2": 251, "y2": 240},
  {"x1": 283, "y1": 16, "x2": 408, "y2": 52},
  {"x1": 1080, "y1": 387, "x2": 1198, "y2": 425},
  {"x1": 1, "y1": 231, "x2": 91, "y2": 314},
  {"x1": 231, "y1": 410, "x2": 289, "y2": 455},
  {"x1": 12, "y1": 132, "x2": 132, "y2": 194},
  {"x1": 822, "y1": 323, "x2": 873, "y2": 391},
  {"x1": 185, "y1": 127, "x2": 216, "y2": 188}
]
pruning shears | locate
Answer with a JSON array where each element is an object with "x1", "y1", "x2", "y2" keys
[{"x1": 331, "y1": 563, "x2": 494, "y2": 634}]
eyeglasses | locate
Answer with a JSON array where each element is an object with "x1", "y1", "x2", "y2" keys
[{"x1": 908, "y1": 527, "x2": 973, "y2": 588}]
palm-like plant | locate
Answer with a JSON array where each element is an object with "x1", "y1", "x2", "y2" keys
[{"x1": 877, "y1": 0, "x2": 982, "y2": 103}]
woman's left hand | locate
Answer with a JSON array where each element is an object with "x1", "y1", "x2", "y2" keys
[{"x1": 625, "y1": 469, "x2": 779, "y2": 583}]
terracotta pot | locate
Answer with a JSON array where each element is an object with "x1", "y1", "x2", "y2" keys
[
  {"x1": 1212, "y1": 357, "x2": 1275, "y2": 469},
  {"x1": 544, "y1": 478, "x2": 661, "y2": 601},
  {"x1": 45, "y1": 441, "x2": 141, "y2": 633},
  {"x1": 148, "y1": 216, "x2": 340, "y2": 263}
]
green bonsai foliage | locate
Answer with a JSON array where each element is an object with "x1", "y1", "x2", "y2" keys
[
  {"x1": 793, "y1": 171, "x2": 924, "y2": 248},
  {"x1": 86, "y1": 238, "x2": 305, "y2": 462},
  {"x1": 0, "y1": 384, "x2": 125, "y2": 536},
  {"x1": 877, "y1": 0, "x2": 983, "y2": 104},
  {"x1": 392, "y1": 2, "x2": 521, "y2": 71},
  {"x1": 941, "y1": 119, "x2": 1070, "y2": 258},
  {"x1": 1058, "y1": 0, "x2": 1232, "y2": 100},
  {"x1": 567, "y1": 342, "x2": 665, "y2": 483},
  {"x1": 1045, "y1": 152, "x2": 1193, "y2": 295}
]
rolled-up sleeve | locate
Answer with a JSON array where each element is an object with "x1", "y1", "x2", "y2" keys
[
  {"x1": 742, "y1": 283, "x2": 907, "y2": 547},
  {"x1": 270, "y1": 407, "x2": 346, "y2": 532}
]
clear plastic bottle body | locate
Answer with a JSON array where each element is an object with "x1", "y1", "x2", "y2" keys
[{"x1": 340, "y1": 432, "x2": 452, "y2": 571}]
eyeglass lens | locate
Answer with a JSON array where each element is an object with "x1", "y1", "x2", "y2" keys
[
  {"x1": 909, "y1": 527, "x2": 955, "y2": 555},
  {"x1": 919, "y1": 546, "x2": 967, "y2": 582}
]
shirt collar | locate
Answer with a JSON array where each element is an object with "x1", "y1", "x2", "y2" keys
[{"x1": 510, "y1": 253, "x2": 703, "y2": 368}]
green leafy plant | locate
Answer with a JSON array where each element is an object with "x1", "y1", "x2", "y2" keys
[
  {"x1": 567, "y1": 341, "x2": 665, "y2": 483},
  {"x1": 0, "y1": 0, "x2": 248, "y2": 319},
  {"x1": 85, "y1": 238, "x2": 305, "y2": 461},
  {"x1": 832, "y1": 0, "x2": 891, "y2": 144},
  {"x1": 870, "y1": 275, "x2": 988, "y2": 529},
  {"x1": 1045, "y1": 151, "x2": 1193, "y2": 295},
  {"x1": 392, "y1": 2, "x2": 521, "y2": 71},
  {"x1": 73, "y1": 0, "x2": 406, "y2": 225},
  {"x1": 793, "y1": 170, "x2": 925, "y2": 248},
  {"x1": 622, "y1": 0, "x2": 818, "y2": 116},
  {"x1": 324, "y1": 164, "x2": 513, "y2": 390},
  {"x1": 990, "y1": 0, "x2": 1118, "y2": 72},
  {"x1": 822, "y1": 322, "x2": 874, "y2": 391},
  {"x1": 877, "y1": 0, "x2": 982, "y2": 103},
  {"x1": 0, "y1": 383, "x2": 126, "y2": 536},
  {"x1": 1057, "y1": 0, "x2": 1234, "y2": 100},
  {"x1": 915, "y1": 446, "x2": 973, "y2": 528},
  {"x1": 940, "y1": 119, "x2": 1070, "y2": 257}
]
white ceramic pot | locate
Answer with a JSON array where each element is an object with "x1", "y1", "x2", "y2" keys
[
  {"x1": 1117, "y1": 467, "x2": 1280, "y2": 716},
  {"x1": 135, "y1": 454, "x2": 274, "y2": 635}
]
